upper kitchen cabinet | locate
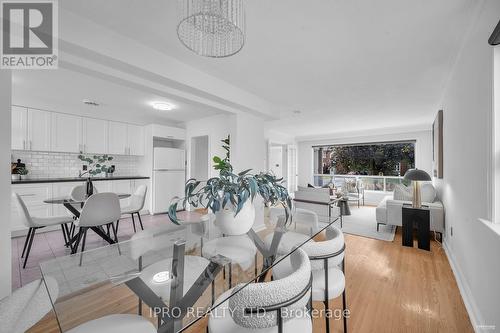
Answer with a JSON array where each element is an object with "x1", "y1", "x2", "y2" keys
[
  {"x1": 27, "y1": 108, "x2": 51, "y2": 151},
  {"x1": 11, "y1": 106, "x2": 27, "y2": 150},
  {"x1": 108, "y1": 121, "x2": 128, "y2": 155},
  {"x1": 82, "y1": 118, "x2": 108, "y2": 154},
  {"x1": 150, "y1": 124, "x2": 185, "y2": 141},
  {"x1": 108, "y1": 121, "x2": 144, "y2": 156},
  {"x1": 127, "y1": 124, "x2": 144, "y2": 156},
  {"x1": 11, "y1": 106, "x2": 51, "y2": 151},
  {"x1": 50, "y1": 113, "x2": 82, "y2": 153}
]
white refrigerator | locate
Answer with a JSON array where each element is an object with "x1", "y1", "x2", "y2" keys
[{"x1": 152, "y1": 147, "x2": 186, "y2": 214}]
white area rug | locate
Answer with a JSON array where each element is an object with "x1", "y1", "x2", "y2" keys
[{"x1": 330, "y1": 206, "x2": 396, "y2": 241}]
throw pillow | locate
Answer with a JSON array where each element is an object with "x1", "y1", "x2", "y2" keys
[
  {"x1": 393, "y1": 184, "x2": 413, "y2": 201},
  {"x1": 420, "y1": 183, "x2": 437, "y2": 203}
]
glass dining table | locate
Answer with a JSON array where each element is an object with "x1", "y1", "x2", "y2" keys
[
  {"x1": 39, "y1": 210, "x2": 339, "y2": 333},
  {"x1": 44, "y1": 193, "x2": 131, "y2": 253}
]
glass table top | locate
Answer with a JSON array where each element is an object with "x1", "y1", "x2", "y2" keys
[{"x1": 39, "y1": 211, "x2": 337, "y2": 333}]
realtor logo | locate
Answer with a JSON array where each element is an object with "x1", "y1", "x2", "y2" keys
[{"x1": 1, "y1": 0, "x2": 58, "y2": 69}]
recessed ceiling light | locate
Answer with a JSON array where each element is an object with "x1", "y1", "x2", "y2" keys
[
  {"x1": 151, "y1": 102, "x2": 175, "y2": 111},
  {"x1": 83, "y1": 99, "x2": 99, "y2": 107}
]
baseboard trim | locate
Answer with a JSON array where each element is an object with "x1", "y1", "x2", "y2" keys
[{"x1": 443, "y1": 240, "x2": 485, "y2": 333}]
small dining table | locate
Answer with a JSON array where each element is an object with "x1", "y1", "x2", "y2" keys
[{"x1": 44, "y1": 193, "x2": 131, "y2": 253}]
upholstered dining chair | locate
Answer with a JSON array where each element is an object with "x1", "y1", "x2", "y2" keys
[
  {"x1": 13, "y1": 193, "x2": 74, "y2": 269},
  {"x1": 0, "y1": 277, "x2": 58, "y2": 333},
  {"x1": 264, "y1": 209, "x2": 320, "y2": 256},
  {"x1": 118, "y1": 184, "x2": 147, "y2": 235},
  {"x1": 74, "y1": 193, "x2": 121, "y2": 260},
  {"x1": 208, "y1": 248, "x2": 313, "y2": 333},
  {"x1": 273, "y1": 226, "x2": 347, "y2": 333},
  {"x1": 68, "y1": 184, "x2": 99, "y2": 239}
]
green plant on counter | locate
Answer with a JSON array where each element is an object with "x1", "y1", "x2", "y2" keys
[
  {"x1": 78, "y1": 153, "x2": 113, "y2": 177},
  {"x1": 17, "y1": 167, "x2": 28, "y2": 176}
]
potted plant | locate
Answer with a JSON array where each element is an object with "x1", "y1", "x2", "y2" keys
[
  {"x1": 168, "y1": 140, "x2": 292, "y2": 235},
  {"x1": 78, "y1": 153, "x2": 113, "y2": 196},
  {"x1": 17, "y1": 167, "x2": 29, "y2": 180}
]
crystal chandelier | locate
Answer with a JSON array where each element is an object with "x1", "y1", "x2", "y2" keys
[{"x1": 177, "y1": 0, "x2": 246, "y2": 58}]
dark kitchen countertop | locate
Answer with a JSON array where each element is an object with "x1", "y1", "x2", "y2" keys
[{"x1": 12, "y1": 176, "x2": 150, "y2": 185}]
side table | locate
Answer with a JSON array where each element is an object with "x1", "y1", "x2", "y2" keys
[{"x1": 402, "y1": 205, "x2": 430, "y2": 251}]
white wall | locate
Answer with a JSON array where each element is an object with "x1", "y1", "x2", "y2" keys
[
  {"x1": 190, "y1": 135, "x2": 209, "y2": 181},
  {"x1": 232, "y1": 114, "x2": 266, "y2": 229},
  {"x1": 185, "y1": 114, "x2": 236, "y2": 179},
  {"x1": 297, "y1": 129, "x2": 433, "y2": 187},
  {"x1": 435, "y1": 1, "x2": 500, "y2": 331},
  {"x1": 0, "y1": 71, "x2": 12, "y2": 298}
]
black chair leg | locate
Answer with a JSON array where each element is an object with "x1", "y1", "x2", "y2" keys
[
  {"x1": 137, "y1": 212, "x2": 144, "y2": 230},
  {"x1": 21, "y1": 227, "x2": 33, "y2": 258},
  {"x1": 131, "y1": 213, "x2": 137, "y2": 233},
  {"x1": 23, "y1": 227, "x2": 37, "y2": 269},
  {"x1": 79, "y1": 228, "x2": 88, "y2": 266},
  {"x1": 115, "y1": 220, "x2": 120, "y2": 237},
  {"x1": 342, "y1": 290, "x2": 348, "y2": 332}
]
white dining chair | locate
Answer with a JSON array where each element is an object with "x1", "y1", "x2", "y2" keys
[
  {"x1": 0, "y1": 277, "x2": 58, "y2": 333},
  {"x1": 13, "y1": 193, "x2": 74, "y2": 269},
  {"x1": 264, "y1": 209, "x2": 320, "y2": 256},
  {"x1": 70, "y1": 184, "x2": 98, "y2": 202},
  {"x1": 273, "y1": 226, "x2": 347, "y2": 333},
  {"x1": 74, "y1": 193, "x2": 121, "y2": 256},
  {"x1": 119, "y1": 184, "x2": 147, "y2": 234},
  {"x1": 202, "y1": 235, "x2": 258, "y2": 288},
  {"x1": 208, "y1": 248, "x2": 312, "y2": 333},
  {"x1": 130, "y1": 225, "x2": 211, "y2": 320}
]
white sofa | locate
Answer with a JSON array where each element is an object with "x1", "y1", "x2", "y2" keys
[
  {"x1": 293, "y1": 186, "x2": 340, "y2": 224},
  {"x1": 375, "y1": 184, "x2": 444, "y2": 238}
]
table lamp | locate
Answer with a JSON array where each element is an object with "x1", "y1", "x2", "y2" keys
[{"x1": 403, "y1": 168, "x2": 431, "y2": 208}]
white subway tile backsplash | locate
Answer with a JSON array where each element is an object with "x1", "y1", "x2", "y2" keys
[{"x1": 12, "y1": 151, "x2": 142, "y2": 179}]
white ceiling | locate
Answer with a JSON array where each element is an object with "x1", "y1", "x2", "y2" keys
[
  {"x1": 12, "y1": 68, "x2": 225, "y2": 125},
  {"x1": 59, "y1": 0, "x2": 477, "y2": 137}
]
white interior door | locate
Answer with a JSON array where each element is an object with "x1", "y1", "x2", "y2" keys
[
  {"x1": 11, "y1": 106, "x2": 27, "y2": 150},
  {"x1": 269, "y1": 146, "x2": 283, "y2": 178},
  {"x1": 27, "y1": 108, "x2": 51, "y2": 151},
  {"x1": 190, "y1": 135, "x2": 209, "y2": 181},
  {"x1": 287, "y1": 145, "x2": 298, "y2": 193}
]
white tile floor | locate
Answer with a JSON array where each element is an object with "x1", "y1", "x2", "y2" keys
[{"x1": 11, "y1": 214, "x2": 169, "y2": 290}]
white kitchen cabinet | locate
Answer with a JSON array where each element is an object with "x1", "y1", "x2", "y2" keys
[
  {"x1": 150, "y1": 124, "x2": 185, "y2": 141},
  {"x1": 127, "y1": 124, "x2": 144, "y2": 156},
  {"x1": 11, "y1": 106, "x2": 27, "y2": 150},
  {"x1": 83, "y1": 118, "x2": 108, "y2": 154},
  {"x1": 108, "y1": 121, "x2": 128, "y2": 155},
  {"x1": 11, "y1": 184, "x2": 53, "y2": 233},
  {"x1": 12, "y1": 107, "x2": 51, "y2": 151},
  {"x1": 111, "y1": 180, "x2": 132, "y2": 208},
  {"x1": 93, "y1": 180, "x2": 111, "y2": 193},
  {"x1": 51, "y1": 113, "x2": 82, "y2": 153},
  {"x1": 27, "y1": 108, "x2": 51, "y2": 151}
]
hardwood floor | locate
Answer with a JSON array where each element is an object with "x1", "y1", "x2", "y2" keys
[{"x1": 26, "y1": 210, "x2": 472, "y2": 333}]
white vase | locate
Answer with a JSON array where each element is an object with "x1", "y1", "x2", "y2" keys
[{"x1": 214, "y1": 201, "x2": 255, "y2": 236}]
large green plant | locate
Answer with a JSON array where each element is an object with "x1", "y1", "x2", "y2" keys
[{"x1": 168, "y1": 151, "x2": 292, "y2": 226}]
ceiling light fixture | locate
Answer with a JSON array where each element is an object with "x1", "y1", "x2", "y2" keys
[
  {"x1": 82, "y1": 99, "x2": 99, "y2": 107},
  {"x1": 152, "y1": 102, "x2": 175, "y2": 111},
  {"x1": 177, "y1": 0, "x2": 246, "y2": 58}
]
